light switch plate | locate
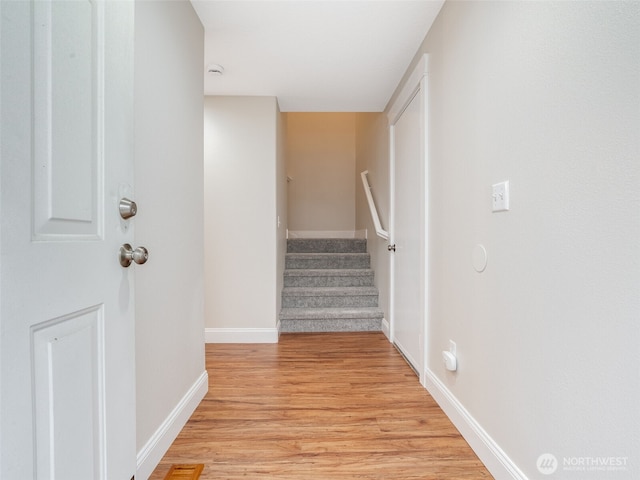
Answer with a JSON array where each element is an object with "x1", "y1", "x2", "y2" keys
[{"x1": 492, "y1": 181, "x2": 510, "y2": 212}]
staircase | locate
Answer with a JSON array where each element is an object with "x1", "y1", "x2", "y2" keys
[{"x1": 279, "y1": 238, "x2": 384, "y2": 332}]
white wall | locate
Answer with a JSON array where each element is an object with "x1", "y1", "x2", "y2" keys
[
  {"x1": 133, "y1": 2, "x2": 206, "y2": 478},
  {"x1": 204, "y1": 96, "x2": 284, "y2": 342},
  {"x1": 287, "y1": 113, "x2": 356, "y2": 234},
  {"x1": 361, "y1": 1, "x2": 640, "y2": 478}
]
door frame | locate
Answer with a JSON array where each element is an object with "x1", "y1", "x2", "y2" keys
[{"x1": 387, "y1": 54, "x2": 429, "y2": 385}]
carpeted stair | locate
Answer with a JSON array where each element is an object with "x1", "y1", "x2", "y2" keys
[{"x1": 280, "y1": 238, "x2": 384, "y2": 332}]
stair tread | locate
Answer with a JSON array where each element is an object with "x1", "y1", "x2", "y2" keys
[
  {"x1": 287, "y1": 238, "x2": 367, "y2": 253},
  {"x1": 284, "y1": 269, "x2": 373, "y2": 277},
  {"x1": 280, "y1": 318, "x2": 381, "y2": 332},
  {"x1": 285, "y1": 252, "x2": 371, "y2": 269},
  {"x1": 280, "y1": 307, "x2": 384, "y2": 320},
  {"x1": 286, "y1": 253, "x2": 369, "y2": 257},
  {"x1": 282, "y1": 286, "x2": 379, "y2": 296}
]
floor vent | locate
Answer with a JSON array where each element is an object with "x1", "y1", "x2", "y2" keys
[{"x1": 163, "y1": 464, "x2": 204, "y2": 480}]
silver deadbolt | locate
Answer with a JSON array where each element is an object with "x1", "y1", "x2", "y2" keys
[
  {"x1": 119, "y1": 244, "x2": 149, "y2": 267},
  {"x1": 119, "y1": 198, "x2": 137, "y2": 219}
]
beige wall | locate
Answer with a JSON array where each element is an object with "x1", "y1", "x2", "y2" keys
[
  {"x1": 204, "y1": 96, "x2": 284, "y2": 339},
  {"x1": 134, "y1": 1, "x2": 205, "y2": 477},
  {"x1": 355, "y1": 113, "x2": 390, "y2": 322},
  {"x1": 360, "y1": 1, "x2": 640, "y2": 478},
  {"x1": 286, "y1": 113, "x2": 356, "y2": 233},
  {"x1": 276, "y1": 108, "x2": 288, "y2": 317}
]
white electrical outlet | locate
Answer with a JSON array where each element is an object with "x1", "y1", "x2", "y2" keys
[{"x1": 492, "y1": 181, "x2": 510, "y2": 212}]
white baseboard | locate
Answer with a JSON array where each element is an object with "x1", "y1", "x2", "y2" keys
[
  {"x1": 136, "y1": 370, "x2": 208, "y2": 480},
  {"x1": 204, "y1": 327, "x2": 279, "y2": 343},
  {"x1": 288, "y1": 230, "x2": 359, "y2": 239},
  {"x1": 423, "y1": 369, "x2": 527, "y2": 480},
  {"x1": 381, "y1": 317, "x2": 390, "y2": 340}
]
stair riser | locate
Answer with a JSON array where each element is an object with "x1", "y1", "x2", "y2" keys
[
  {"x1": 284, "y1": 275, "x2": 374, "y2": 287},
  {"x1": 282, "y1": 295, "x2": 379, "y2": 308},
  {"x1": 286, "y1": 256, "x2": 370, "y2": 269},
  {"x1": 280, "y1": 318, "x2": 381, "y2": 333},
  {"x1": 287, "y1": 239, "x2": 366, "y2": 254}
]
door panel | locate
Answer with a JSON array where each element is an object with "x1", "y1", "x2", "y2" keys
[
  {"x1": 391, "y1": 87, "x2": 425, "y2": 375},
  {"x1": 1, "y1": 1, "x2": 136, "y2": 478},
  {"x1": 32, "y1": 306, "x2": 104, "y2": 479},
  {"x1": 33, "y1": 0, "x2": 100, "y2": 238}
]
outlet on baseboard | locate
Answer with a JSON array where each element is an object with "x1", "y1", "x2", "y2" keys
[{"x1": 449, "y1": 340, "x2": 456, "y2": 356}]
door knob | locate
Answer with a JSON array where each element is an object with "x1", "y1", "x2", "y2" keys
[
  {"x1": 388, "y1": 244, "x2": 396, "y2": 252},
  {"x1": 119, "y1": 244, "x2": 149, "y2": 267},
  {"x1": 119, "y1": 197, "x2": 137, "y2": 219}
]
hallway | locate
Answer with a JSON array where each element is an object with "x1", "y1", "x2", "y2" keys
[{"x1": 150, "y1": 333, "x2": 492, "y2": 479}]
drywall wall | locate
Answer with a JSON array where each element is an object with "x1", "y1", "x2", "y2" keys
[
  {"x1": 204, "y1": 96, "x2": 283, "y2": 340},
  {"x1": 276, "y1": 108, "x2": 288, "y2": 321},
  {"x1": 286, "y1": 113, "x2": 356, "y2": 233},
  {"x1": 362, "y1": 1, "x2": 640, "y2": 478},
  {"x1": 355, "y1": 113, "x2": 391, "y2": 330},
  {"x1": 133, "y1": 1, "x2": 206, "y2": 477}
]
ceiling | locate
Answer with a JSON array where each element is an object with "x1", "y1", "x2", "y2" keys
[{"x1": 190, "y1": 0, "x2": 445, "y2": 112}]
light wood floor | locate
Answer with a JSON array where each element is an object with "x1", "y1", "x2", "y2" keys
[{"x1": 150, "y1": 332, "x2": 492, "y2": 480}]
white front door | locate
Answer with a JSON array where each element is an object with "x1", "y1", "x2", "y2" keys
[
  {"x1": 389, "y1": 55, "x2": 429, "y2": 381},
  {"x1": 1, "y1": 1, "x2": 136, "y2": 479}
]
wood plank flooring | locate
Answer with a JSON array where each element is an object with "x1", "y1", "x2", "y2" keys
[{"x1": 149, "y1": 332, "x2": 492, "y2": 479}]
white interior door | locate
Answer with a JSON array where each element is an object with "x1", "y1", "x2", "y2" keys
[
  {"x1": 388, "y1": 55, "x2": 429, "y2": 381},
  {"x1": 1, "y1": 1, "x2": 136, "y2": 479},
  {"x1": 391, "y1": 89, "x2": 425, "y2": 375}
]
